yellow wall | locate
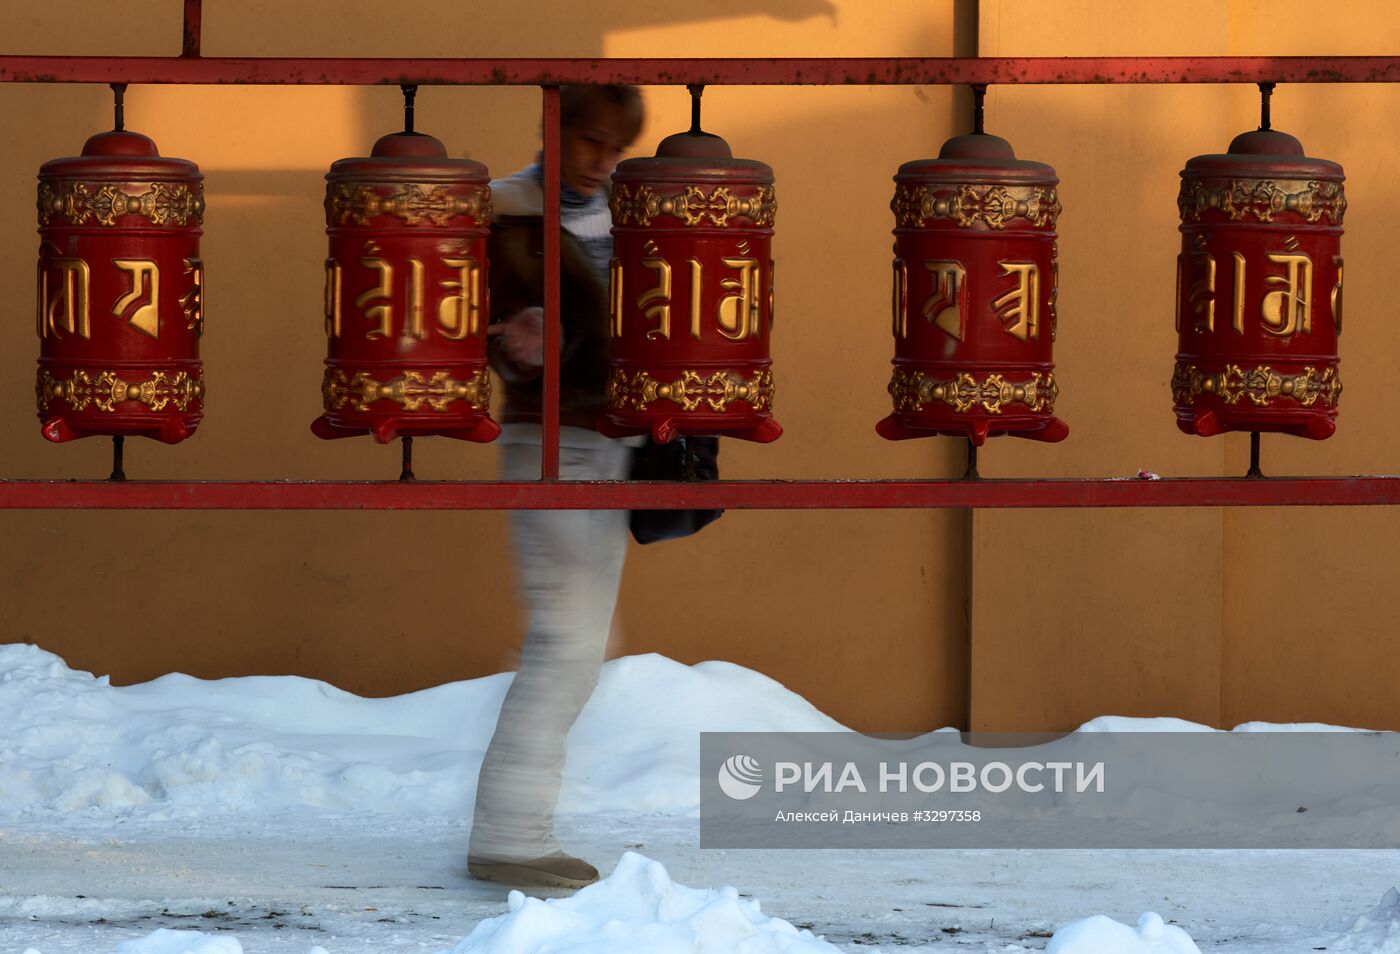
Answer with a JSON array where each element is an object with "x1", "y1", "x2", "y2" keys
[
  {"x1": 1, "y1": 0, "x2": 970, "y2": 733},
  {"x1": 5, "y1": 1, "x2": 1396, "y2": 733}
]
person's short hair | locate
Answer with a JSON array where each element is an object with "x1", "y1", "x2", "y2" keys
[{"x1": 560, "y1": 85, "x2": 644, "y2": 144}]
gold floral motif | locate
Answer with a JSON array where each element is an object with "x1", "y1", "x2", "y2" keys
[
  {"x1": 37, "y1": 180, "x2": 204, "y2": 227},
  {"x1": 321, "y1": 368, "x2": 490, "y2": 412},
  {"x1": 607, "y1": 367, "x2": 774, "y2": 413},
  {"x1": 325, "y1": 182, "x2": 491, "y2": 227},
  {"x1": 891, "y1": 183, "x2": 1060, "y2": 230},
  {"x1": 1177, "y1": 178, "x2": 1346, "y2": 226},
  {"x1": 1171, "y1": 362, "x2": 1341, "y2": 408},
  {"x1": 888, "y1": 368, "x2": 1058, "y2": 414},
  {"x1": 610, "y1": 183, "x2": 776, "y2": 228},
  {"x1": 36, "y1": 369, "x2": 203, "y2": 413}
]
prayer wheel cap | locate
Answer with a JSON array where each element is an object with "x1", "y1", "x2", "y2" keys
[
  {"x1": 937, "y1": 132, "x2": 1017, "y2": 161},
  {"x1": 655, "y1": 130, "x2": 734, "y2": 160},
  {"x1": 81, "y1": 130, "x2": 160, "y2": 158},
  {"x1": 1226, "y1": 128, "x2": 1305, "y2": 156},
  {"x1": 370, "y1": 131, "x2": 449, "y2": 159}
]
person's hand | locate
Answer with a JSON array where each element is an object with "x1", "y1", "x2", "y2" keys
[{"x1": 486, "y1": 307, "x2": 545, "y2": 368}]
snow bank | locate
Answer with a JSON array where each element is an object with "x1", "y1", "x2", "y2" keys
[
  {"x1": 442, "y1": 851, "x2": 839, "y2": 954},
  {"x1": 114, "y1": 930, "x2": 245, "y2": 954},
  {"x1": 1047, "y1": 912, "x2": 1201, "y2": 953},
  {"x1": 1327, "y1": 887, "x2": 1400, "y2": 953},
  {"x1": 0, "y1": 643, "x2": 839, "y2": 819},
  {"x1": 0, "y1": 640, "x2": 1383, "y2": 825}
]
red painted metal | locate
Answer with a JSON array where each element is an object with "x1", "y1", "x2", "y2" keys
[
  {"x1": 0, "y1": 477, "x2": 1397, "y2": 511},
  {"x1": 541, "y1": 85, "x2": 561, "y2": 480},
  {"x1": 880, "y1": 132, "x2": 1066, "y2": 446},
  {"x1": 312, "y1": 129, "x2": 499, "y2": 444},
  {"x1": 181, "y1": 0, "x2": 202, "y2": 58},
  {"x1": 602, "y1": 127, "x2": 780, "y2": 443},
  {"x1": 36, "y1": 128, "x2": 205, "y2": 444},
  {"x1": 6, "y1": 22, "x2": 1400, "y2": 510},
  {"x1": 1172, "y1": 128, "x2": 1344, "y2": 439},
  {"x1": 1, "y1": 56, "x2": 1399, "y2": 87}
]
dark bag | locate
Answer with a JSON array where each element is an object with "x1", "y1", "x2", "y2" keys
[{"x1": 628, "y1": 435, "x2": 724, "y2": 545}]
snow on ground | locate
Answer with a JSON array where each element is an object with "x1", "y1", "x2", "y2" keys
[
  {"x1": 1045, "y1": 912, "x2": 1199, "y2": 953},
  {"x1": 1326, "y1": 887, "x2": 1400, "y2": 953},
  {"x1": 0, "y1": 643, "x2": 838, "y2": 820},
  {"x1": 0, "y1": 643, "x2": 1395, "y2": 954},
  {"x1": 444, "y1": 851, "x2": 839, "y2": 954}
]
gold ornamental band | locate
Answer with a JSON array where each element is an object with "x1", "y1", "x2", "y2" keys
[
  {"x1": 889, "y1": 368, "x2": 1058, "y2": 414},
  {"x1": 1177, "y1": 178, "x2": 1346, "y2": 226},
  {"x1": 611, "y1": 183, "x2": 776, "y2": 229},
  {"x1": 325, "y1": 182, "x2": 492, "y2": 228},
  {"x1": 37, "y1": 181, "x2": 204, "y2": 228},
  {"x1": 892, "y1": 183, "x2": 1060, "y2": 230},
  {"x1": 37, "y1": 368, "x2": 203, "y2": 413},
  {"x1": 1171, "y1": 362, "x2": 1341, "y2": 409},
  {"x1": 321, "y1": 368, "x2": 491, "y2": 413},
  {"x1": 607, "y1": 367, "x2": 774, "y2": 413}
]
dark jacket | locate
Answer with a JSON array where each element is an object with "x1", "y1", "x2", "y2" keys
[{"x1": 486, "y1": 215, "x2": 611, "y2": 430}]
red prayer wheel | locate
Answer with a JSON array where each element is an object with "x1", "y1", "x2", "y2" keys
[
  {"x1": 878, "y1": 133, "x2": 1067, "y2": 446},
  {"x1": 35, "y1": 129, "x2": 205, "y2": 444},
  {"x1": 1172, "y1": 128, "x2": 1344, "y2": 439},
  {"x1": 601, "y1": 128, "x2": 780, "y2": 444},
  {"x1": 313, "y1": 131, "x2": 499, "y2": 444}
]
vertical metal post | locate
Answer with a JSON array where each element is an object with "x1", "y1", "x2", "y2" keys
[
  {"x1": 181, "y1": 0, "x2": 202, "y2": 58},
  {"x1": 688, "y1": 83, "x2": 704, "y2": 133},
  {"x1": 111, "y1": 83, "x2": 126, "y2": 131},
  {"x1": 401, "y1": 84, "x2": 417, "y2": 134},
  {"x1": 971, "y1": 83, "x2": 987, "y2": 134},
  {"x1": 954, "y1": 0, "x2": 979, "y2": 735},
  {"x1": 109, "y1": 436, "x2": 126, "y2": 482},
  {"x1": 540, "y1": 85, "x2": 562, "y2": 480},
  {"x1": 962, "y1": 438, "x2": 980, "y2": 480},
  {"x1": 1258, "y1": 81, "x2": 1275, "y2": 131}
]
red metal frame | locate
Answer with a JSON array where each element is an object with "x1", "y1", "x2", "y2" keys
[
  {"x1": 541, "y1": 85, "x2": 562, "y2": 481},
  {"x1": 1, "y1": 56, "x2": 1398, "y2": 86},
  {"x1": 3, "y1": 0, "x2": 1396, "y2": 511},
  {"x1": 0, "y1": 478, "x2": 1396, "y2": 511}
]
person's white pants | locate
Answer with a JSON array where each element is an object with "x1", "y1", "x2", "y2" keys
[{"x1": 469, "y1": 425, "x2": 635, "y2": 861}]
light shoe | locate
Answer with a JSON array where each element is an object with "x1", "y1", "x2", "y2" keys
[{"x1": 467, "y1": 849, "x2": 600, "y2": 890}]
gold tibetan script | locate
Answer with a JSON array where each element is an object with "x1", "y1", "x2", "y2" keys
[
  {"x1": 614, "y1": 245, "x2": 763, "y2": 342},
  {"x1": 892, "y1": 258, "x2": 908, "y2": 338},
  {"x1": 324, "y1": 258, "x2": 343, "y2": 338},
  {"x1": 609, "y1": 258, "x2": 624, "y2": 337},
  {"x1": 718, "y1": 243, "x2": 761, "y2": 342},
  {"x1": 1261, "y1": 243, "x2": 1313, "y2": 337},
  {"x1": 37, "y1": 256, "x2": 90, "y2": 339},
  {"x1": 1331, "y1": 256, "x2": 1343, "y2": 336},
  {"x1": 112, "y1": 259, "x2": 160, "y2": 338},
  {"x1": 1181, "y1": 235, "x2": 1217, "y2": 333},
  {"x1": 923, "y1": 260, "x2": 965, "y2": 341},
  {"x1": 992, "y1": 262, "x2": 1039, "y2": 342},
  {"x1": 355, "y1": 242, "x2": 394, "y2": 339},
  {"x1": 1176, "y1": 238, "x2": 1249, "y2": 335},
  {"x1": 637, "y1": 241, "x2": 673, "y2": 340},
  {"x1": 437, "y1": 257, "x2": 482, "y2": 339},
  {"x1": 334, "y1": 242, "x2": 482, "y2": 340},
  {"x1": 181, "y1": 257, "x2": 204, "y2": 336}
]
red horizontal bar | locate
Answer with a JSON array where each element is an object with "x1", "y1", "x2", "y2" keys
[
  {"x1": 0, "y1": 477, "x2": 1397, "y2": 511},
  {"x1": 0, "y1": 56, "x2": 1397, "y2": 87}
]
